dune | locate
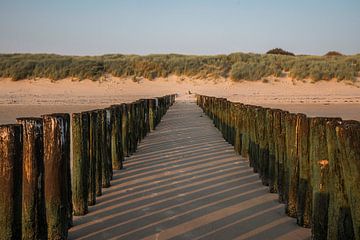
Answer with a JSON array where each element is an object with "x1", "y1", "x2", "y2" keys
[{"x1": 0, "y1": 76, "x2": 359, "y2": 124}]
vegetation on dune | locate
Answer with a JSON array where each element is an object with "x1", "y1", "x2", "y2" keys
[
  {"x1": 0, "y1": 52, "x2": 359, "y2": 82},
  {"x1": 266, "y1": 48, "x2": 295, "y2": 56}
]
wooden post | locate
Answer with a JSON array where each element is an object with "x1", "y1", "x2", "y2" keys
[
  {"x1": 99, "y1": 109, "x2": 110, "y2": 188},
  {"x1": 105, "y1": 108, "x2": 113, "y2": 180},
  {"x1": 277, "y1": 110, "x2": 287, "y2": 203},
  {"x1": 0, "y1": 124, "x2": 23, "y2": 240},
  {"x1": 295, "y1": 113, "x2": 312, "y2": 227},
  {"x1": 148, "y1": 99, "x2": 156, "y2": 131},
  {"x1": 309, "y1": 117, "x2": 340, "y2": 240},
  {"x1": 71, "y1": 113, "x2": 89, "y2": 216},
  {"x1": 17, "y1": 118, "x2": 47, "y2": 239},
  {"x1": 122, "y1": 103, "x2": 129, "y2": 157},
  {"x1": 336, "y1": 121, "x2": 360, "y2": 240},
  {"x1": 96, "y1": 110, "x2": 103, "y2": 197},
  {"x1": 266, "y1": 109, "x2": 276, "y2": 193},
  {"x1": 43, "y1": 113, "x2": 71, "y2": 239},
  {"x1": 284, "y1": 113, "x2": 298, "y2": 218},
  {"x1": 110, "y1": 106, "x2": 123, "y2": 170},
  {"x1": 326, "y1": 120, "x2": 355, "y2": 239},
  {"x1": 88, "y1": 111, "x2": 97, "y2": 206}
]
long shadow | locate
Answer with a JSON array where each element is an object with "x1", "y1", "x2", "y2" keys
[
  {"x1": 168, "y1": 200, "x2": 282, "y2": 240},
  {"x1": 119, "y1": 145, "x2": 235, "y2": 177},
  {"x1": 95, "y1": 162, "x2": 246, "y2": 207},
  {"x1": 71, "y1": 170, "x2": 258, "y2": 233},
  {"x1": 102, "y1": 157, "x2": 244, "y2": 197},
  {"x1": 113, "y1": 152, "x2": 240, "y2": 185},
  {"x1": 87, "y1": 165, "x2": 250, "y2": 212},
  {"x1": 71, "y1": 180, "x2": 264, "y2": 239}
]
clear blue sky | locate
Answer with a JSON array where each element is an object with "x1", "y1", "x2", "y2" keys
[{"x1": 0, "y1": 0, "x2": 359, "y2": 55}]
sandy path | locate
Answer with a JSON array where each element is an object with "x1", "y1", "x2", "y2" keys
[{"x1": 68, "y1": 101, "x2": 310, "y2": 240}]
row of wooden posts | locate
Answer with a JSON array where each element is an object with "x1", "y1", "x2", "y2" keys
[
  {"x1": 196, "y1": 95, "x2": 359, "y2": 240},
  {"x1": 0, "y1": 94, "x2": 176, "y2": 240}
]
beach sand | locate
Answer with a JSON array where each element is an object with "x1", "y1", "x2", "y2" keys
[{"x1": 0, "y1": 76, "x2": 359, "y2": 124}]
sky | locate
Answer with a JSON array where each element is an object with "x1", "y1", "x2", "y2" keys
[{"x1": 0, "y1": 0, "x2": 359, "y2": 56}]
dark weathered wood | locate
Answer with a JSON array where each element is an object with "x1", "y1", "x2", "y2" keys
[
  {"x1": 95, "y1": 110, "x2": 103, "y2": 197},
  {"x1": 100, "y1": 109, "x2": 111, "y2": 188},
  {"x1": 284, "y1": 113, "x2": 298, "y2": 218},
  {"x1": 148, "y1": 99, "x2": 156, "y2": 131},
  {"x1": 295, "y1": 114, "x2": 312, "y2": 228},
  {"x1": 88, "y1": 111, "x2": 97, "y2": 206},
  {"x1": 121, "y1": 104, "x2": 129, "y2": 157},
  {"x1": 71, "y1": 113, "x2": 89, "y2": 216},
  {"x1": 309, "y1": 117, "x2": 340, "y2": 240},
  {"x1": 43, "y1": 113, "x2": 71, "y2": 239},
  {"x1": 16, "y1": 118, "x2": 47, "y2": 240},
  {"x1": 105, "y1": 108, "x2": 113, "y2": 180},
  {"x1": 327, "y1": 120, "x2": 355, "y2": 239},
  {"x1": 0, "y1": 124, "x2": 23, "y2": 240},
  {"x1": 266, "y1": 109, "x2": 276, "y2": 193},
  {"x1": 336, "y1": 121, "x2": 360, "y2": 240},
  {"x1": 278, "y1": 110, "x2": 287, "y2": 203}
]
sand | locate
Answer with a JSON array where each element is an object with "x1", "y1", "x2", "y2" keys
[{"x1": 0, "y1": 75, "x2": 359, "y2": 124}]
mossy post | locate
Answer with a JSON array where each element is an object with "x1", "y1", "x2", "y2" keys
[
  {"x1": 0, "y1": 124, "x2": 23, "y2": 240},
  {"x1": 336, "y1": 121, "x2": 360, "y2": 240},
  {"x1": 71, "y1": 112, "x2": 89, "y2": 216},
  {"x1": 95, "y1": 110, "x2": 103, "y2": 197},
  {"x1": 43, "y1": 113, "x2": 71, "y2": 240},
  {"x1": 266, "y1": 109, "x2": 276, "y2": 193},
  {"x1": 327, "y1": 120, "x2": 355, "y2": 239},
  {"x1": 272, "y1": 109, "x2": 282, "y2": 194},
  {"x1": 277, "y1": 110, "x2": 287, "y2": 203},
  {"x1": 110, "y1": 106, "x2": 123, "y2": 170},
  {"x1": 100, "y1": 109, "x2": 110, "y2": 188},
  {"x1": 258, "y1": 107, "x2": 269, "y2": 186},
  {"x1": 148, "y1": 99, "x2": 156, "y2": 131},
  {"x1": 309, "y1": 117, "x2": 340, "y2": 240},
  {"x1": 284, "y1": 113, "x2": 298, "y2": 218},
  {"x1": 88, "y1": 111, "x2": 97, "y2": 206},
  {"x1": 16, "y1": 118, "x2": 47, "y2": 240},
  {"x1": 295, "y1": 113, "x2": 312, "y2": 228},
  {"x1": 121, "y1": 103, "x2": 129, "y2": 157},
  {"x1": 105, "y1": 108, "x2": 113, "y2": 179},
  {"x1": 128, "y1": 103, "x2": 135, "y2": 155}
]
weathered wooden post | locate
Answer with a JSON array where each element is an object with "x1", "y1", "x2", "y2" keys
[
  {"x1": 122, "y1": 103, "x2": 129, "y2": 157},
  {"x1": 295, "y1": 113, "x2": 312, "y2": 227},
  {"x1": 17, "y1": 118, "x2": 47, "y2": 239},
  {"x1": 0, "y1": 124, "x2": 23, "y2": 240},
  {"x1": 258, "y1": 107, "x2": 269, "y2": 186},
  {"x1": 105, "y1": 108, "x2": 113, "y2": 179},
  {"x1": 336, "y1": 121, "x2": 360, "y2": 240},
  {"x1": 71, "y1": 112, "x2": 89, "y2": 216},
  {"x1": 309, "y1": 117, "x2": 340, "y2": 240},
  {"x1": 99, "y1": 109, "x2": 110, "y2": 188},
  {"x1": 284, "y1": 113, "x2": 298, "y2": 218},
  {"x1": 110, "y1": 105, "x2": 123, "y2": 170},
  {"x1": 266, "y1": 109, "x2": 276, "y2": 193},
  {"x1": 43, "y1": 113, "x2": 71, "y2": 239},
  {"x1": 96, "y1": 110, "x2": 103, "y2": 197},
  {"x1": 148, "y1": 99, "x2": 156, "y2": 131},
  {"x1": 326, "y1": 120, "x2": 355, "y2": 239},
  {"x1": 88, "y1": 111, "x2": 97, "y2": 206},
  {"x1": 277, "y1": 110, "x2": 288, "y2": 203}
]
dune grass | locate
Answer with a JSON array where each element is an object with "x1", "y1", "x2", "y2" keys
[{"x1": 0, "y1": 52, "x2": 359, "y2": 82}]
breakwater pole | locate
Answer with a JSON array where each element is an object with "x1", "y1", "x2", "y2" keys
[
  {"x1": 0, "y1": 94, "x2": 176, "y2": 240},
  {"x1": 196, "y1": 94, "x2": 360, "y2": 240}
]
